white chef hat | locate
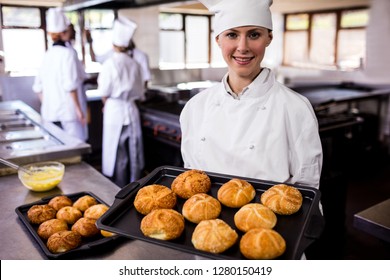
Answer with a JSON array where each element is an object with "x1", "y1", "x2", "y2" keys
[
  {"x1": 46, "y1": 7, "x2": 69, "y2": 33},
  {"x1": 200, "y1": 0, "x2": 273, "y2": 37},
  {"x1": 112, "y1": 17, "x2": 137, "y2": 47}
]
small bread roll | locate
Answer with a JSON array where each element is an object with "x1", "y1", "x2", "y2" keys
[
  {"x1": 56, "y1": 206, "x2": 82, "y2": 224},
  {"x1": 71, "y1": 217, "x2": 99, "y2": 237},
  {"x1": 140, "y1": 209, "x2": 185, "y2": 240},
  {"x1": 192, "y1": 219, "x2": 238, "y2": 254},
  {"x1": 234, "y1": 203, "x2": 277, "y2": 232},
  {"x1": 182, "y1": 193, "x2": 221, "y2": 223},
  {"x1": 261, "y1": 184, "x2": 303, "y2": 215},
  {"x1": 101, "y1": 230, "x2": 116, "y2": 238},
  {"x1": 47, "y1": 230, "x2": 82, "y2": 253},
  {"x1": 27, "y1": 204, "x2": 56, "y2": 224},
  {"x1": 84, "y1": 204, "x2": 109, "y2": 220},
  {"x1": 48, "y1": 195, "x2": 73, "y2": 211},
  {"x1": 171, "y1": 169, "x2": 211, "y2": 199},
  {"x1": 38, "y1": 218, "x2": 68, "y2": 240},
  {"x1": 134, "y1": 184, "x2": 177, "y2": 215},
  {"x1": 217, "y1": 179, "x2": 256, "y2": 208},
  {"x1": 240, "y1": 228, "x2": 286, "y2": 259},
  {"x1": 73, "y1": 195, "x2": 98, "y2": 212}
]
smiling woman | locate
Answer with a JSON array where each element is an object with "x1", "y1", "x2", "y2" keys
[{"x1": 180, "y1": 0, "x2": 323, "y2": 190}]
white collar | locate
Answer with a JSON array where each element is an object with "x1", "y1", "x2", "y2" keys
[{"x1": 222, "y1": 68, "x2": 272, "y2": 100}]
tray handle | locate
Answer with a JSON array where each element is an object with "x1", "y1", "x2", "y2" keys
[
  {"x1": 304, "y1": 213, "x2": 325, "y2": 239},
  {"x1": 295, "y1": 205, "x2": 325, "y2": 259},
  {"x1": 115, "y1": 182, "x2": 140, "y2": 199}
]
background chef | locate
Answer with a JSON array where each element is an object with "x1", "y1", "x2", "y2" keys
[
  {"x1": 32, "y1": 8, "x2": 87, "y2": 141},
  {"x1": 97, "y1": 17, "x2": 145, "y2": 188},
  {"x1": 180, "y1": 0, "x2": 323, "y2": 188}
]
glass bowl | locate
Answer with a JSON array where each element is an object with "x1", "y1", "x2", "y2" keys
[{"x1": 18, "y1": 161, "x2": 65, "y2": 192}]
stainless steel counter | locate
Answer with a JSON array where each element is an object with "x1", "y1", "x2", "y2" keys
[
  {"x1": 0, "y1": 162, "x2": 204, "y2": 260},
  {"x1": 0, "y1": 101, "x2": 91, "y2": 174}
]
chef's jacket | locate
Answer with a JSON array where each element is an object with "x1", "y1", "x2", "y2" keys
[
  {"x1": 67, "y1": 42, "x2": 88, "y2": 141},
  {"x1": 33, "y1": 45, "x2": 79, "y2": 122},
  {"x1": 98, "y1": 52, "x2": 145, "y2": 179},
  {"x1": 131, "y1": 48, "x2": 151, "y2": 84},
  {"x1": 180, "y1": 68, "x2": 323, "y2": 188}
]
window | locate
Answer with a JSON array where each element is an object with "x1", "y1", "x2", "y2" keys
[
  {"x1": 83, "y1": 9, "x2": 115, "y2": 70},
  {"x1": 0, "y1": 6, "x2": 115, "y2": 75},
  {"x1": 284, "y1": 8, "x2": 369, "y2": 70},
  {"x1": 159, "y1": 12, "x2": 225, "y2": 69},
  {"x1": 1, "y1": 6, "x2": 45, "y2": 75}
]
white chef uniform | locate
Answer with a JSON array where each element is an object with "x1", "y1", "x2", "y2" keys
[
  {"x1": 67, "y1": 42, "x2": 89, "y2": 141},
  {"x1": 180, "y1": 68, "x2": 323, "y2": 188},
  {"x1": 33, "y1": 8, "x2": 85, "y2": 141},
  {"x1": 98, "y1": 17, "x2": 145, "y2": 186},
  {"x1": 130, "y1": 48, "x2": 151, "y2": 85}
]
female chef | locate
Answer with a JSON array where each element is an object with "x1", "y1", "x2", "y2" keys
[
  {"x1": 97, "y1": 17, "x2": 145, "y2": 187},
  {"x1": 33, "y1": 8, "x2": 86, "y2": 141},
  {"x1": 180, "y1": 0, "x2": 323, "y2": 188}
]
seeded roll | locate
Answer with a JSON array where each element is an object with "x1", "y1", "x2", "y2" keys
[
  {"x1": 191, "y1": 219, "x2": 238, "y2": 254},
  {"x1": 140, "y1": 209, "x2": 185, "y2": 240},
  {"x1": 182, "y1": 193, "x2": 221, "y2": 223},
  {"x1": 261, "y1": 184, "x2": 303, "y2": 215},
  {"x1": 171, "y1": 169, "x2": 211, "y2": 199},
  {"x1": 27, "y1": 204, "x2": 56, "y2": 224},
  {"x1": 240, "y1": 228, "x2": 286, "y2": 259},
  {"x1": 234, "y1": 203, "x2": 277, "y2": 232},
  {"x1": 217, "y1": 178, "x2": 256, "y2": 208},
  {"x1": 134, "y1": 184, "x2": 177, "y2": 215}
]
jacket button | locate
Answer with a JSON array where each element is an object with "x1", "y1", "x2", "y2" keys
[
  {"x1": 249, "y1": 145, "x2": 255, "y2": 149},
  {"x1": 201, "y1": 137, "x2": 206, "y2": 141}
]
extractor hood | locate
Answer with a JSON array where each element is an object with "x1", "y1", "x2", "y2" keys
[{"x1": 63, "y1": 0, "x2": 190, "y2": 10}]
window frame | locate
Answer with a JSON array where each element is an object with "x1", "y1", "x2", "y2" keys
[
  {"x1": 283, "y1": 6, "x2": 369, "y2": 70},
  {"x1": 159, "y1": 11, "x2": 214, "y2": 69}
]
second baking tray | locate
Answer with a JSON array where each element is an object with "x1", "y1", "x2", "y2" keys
[
  {"x1": 15, "y1": 191, "x2": 121, "y2": 259},
  {"x1": 97, "y1": 166, "x2": 324, "y2": 260}
]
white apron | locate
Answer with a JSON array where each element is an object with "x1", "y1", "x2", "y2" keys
[
  {"x1": 102, "y1": 98, "x2": 144, "y2": 179},
  {"x1": 99, "y1": 52, "x2": 145, "y2": 179},
  {"x1": 180, "y1": 69, "x2": 323, "y2": 188}
]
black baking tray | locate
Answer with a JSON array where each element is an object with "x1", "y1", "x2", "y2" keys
[
  {"x1": 97, "y1": 166, "x2": 324, "y2": 260},
  {"x1": 15, "y1": 191, "x2": 121, "y2": 259}
]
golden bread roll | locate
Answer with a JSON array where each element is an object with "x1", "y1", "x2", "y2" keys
[
  {"x1": 217, "y1": 178, "x2": 256, "y2": 208},
  {"x1": 71, "y1": 217, "x2": 99, "y2": 237},
  {"x1": 182, "y1": 193, "x2": 221, "y2": 223},
  {"x1": 38, "y1": 218, "x2": 68, "y2": 240},
  {"x1": 140, "y1": 209, "x2": 185, "y2": 240},
  {"x1": 27, "y1": 204, "x2": 56, "y2": 224},
  {"x1": 234, "y1": 203, "x2": 277, "y2": 232},
  {"x1": 101, "y1": 230, "x2": 116, "y2": 237},
  {"x1": 134, "y1": 184, "x2": 177, "y2": 215},
  {"x1": 47, "y1": 230, "x2": 82, "y2": 253},
  {"x1": 73, "y1": 195, "x2": 98, "y2": 212},
  {"x1": 191, "y1": 219, "x2": 238, "y2": 254},
  {"x1": 48, "y1": 195, "x2": 73, "y2": 211},
  {"x1": 171, "y1": 169, "x2": 211, "y2": 199},
  {"x1": 260, "y1": 184, "x2": 303, "y2": 215},
  {"x1": 84, "y1": 204, "x2": 109, "y2": 220},
  {"x1": 56, "y1": 206, "x2": 82, "y2": 224},
  {"x1": 240, "y1": 228, "x2": 286, "y2": 259}
]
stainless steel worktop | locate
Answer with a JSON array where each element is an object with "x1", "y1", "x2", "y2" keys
[
  {"x1": 0, "y1": 162, "x2": 204, "y2": 260},
  {"x1": 0, "y1": 101, "x2": 91, "y2": 175}
]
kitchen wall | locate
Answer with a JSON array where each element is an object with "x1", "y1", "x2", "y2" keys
[{"x1": 119, "y1": 0, "x2": 390, "y2": 87}]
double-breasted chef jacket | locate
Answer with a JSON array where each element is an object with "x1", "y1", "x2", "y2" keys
[
  {"x1": 180, "y1": 68, "x2": 323, "y2": 188},
  {"x1": 33, "y1": 43, "x2": 86, "y2": 140},
  {"x1": 98, "y1": 52, "x2": 145, "y2": 181}
]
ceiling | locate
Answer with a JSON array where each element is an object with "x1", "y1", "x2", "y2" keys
[{"x1": 0, "y1": 0, "x2": 371, "y2": 11}]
